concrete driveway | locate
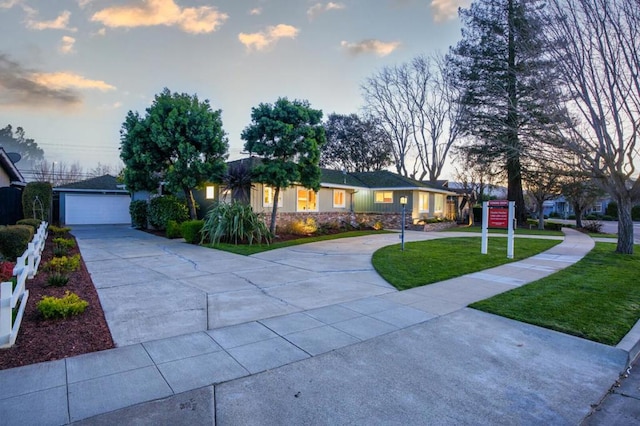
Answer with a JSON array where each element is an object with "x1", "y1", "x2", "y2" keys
[{"x1": 72, "y1": 226, "x2": 441, "y2": 346}]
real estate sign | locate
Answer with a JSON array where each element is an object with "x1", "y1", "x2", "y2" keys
[
  {"x1": 487, "y1": 200, "x2": 509, "y2": 229},
  {"x1": 481, "y1": 200, "x2": 515, "y2": 259}
]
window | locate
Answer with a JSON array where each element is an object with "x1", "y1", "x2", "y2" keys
[
  {"x1": 374, "y1": 191, "x2": 393, "y2": 203},
  {"x1": 205, "y1": 186, "x2": 215, "y2": 200},
  {"x1": 263, "y1": 186, "x2": 282, "y2": 208},
  {"x1": 297, "y1": 188, "x2": 318, "y2": 211},
  {"x1": 434, "y1": 194, "x2": 444, "y2": 213},
  {"x1": 418, "y1": 193, "x2": 429, "y2": 212},
  {"x1": 592, "y1": 202, "x2": 602, "y2": 213},
  {"x1": 333, "y1": 189, "x2": 346, "y2": 208}
]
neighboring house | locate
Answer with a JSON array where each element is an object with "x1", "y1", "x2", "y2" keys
[
  {"x1": 198, "y1": 158, "x2": 457, "y2": 228},
  {"x1": 54, "y1": 175, "x2": 131, "y2": 225},
  {"x1": 0, "y1": 147, "x2": 26, "y2": 225},
  {"x1": 543, "y1": 195, "x2": 614, "y2": 219}
]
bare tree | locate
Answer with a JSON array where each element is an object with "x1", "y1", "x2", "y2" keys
[
  {"x1": 548, "y1": 0, "x2": 640, "y2": 254},
  {"x1": 31, "y1": 161, "x2": 84, "y2": 186},
  {"x1": 523, "y1": 167, "x2": 562, "y2": 230},
  {"x1": 361, "y1": 54, "x2": 461, "y2": 182},
  {"x1": 452, "y1": 147, "x2": 500, "y2": 225},
  {"x1": 560, "y1": 174, "x2": 603, "y2": 229}
]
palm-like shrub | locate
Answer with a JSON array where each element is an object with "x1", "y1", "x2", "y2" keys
[{"x1": 201, "y1": 201, "x2": 271, "y2": 245}]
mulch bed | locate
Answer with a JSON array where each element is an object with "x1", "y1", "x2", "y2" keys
[{"x1": 0, "y1": 232, "x2": 114, "y2": 371}]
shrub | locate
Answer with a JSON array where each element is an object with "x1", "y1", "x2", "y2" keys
[
  {"x1": 37, "y1": 291, "x2": 88, "y2": 319},
  {"x1": 49, "y1": 225, "x2": 71, "y2": 236},
  {"x1": 129, "y1": 200, "x2": 148, "y2": 229},
  {"x1": 166, "y1": 220, "x2": 182, "y2": 239},
  {"x1": 0, "y1": 261, "x2": 15, "y2": 282},
  {"x1": 288, "y1": 218, "x2": 318, "y2": 235},
  {"x1": 605, "y1": 201, "x2": 617, "y2": 219},
  {"x1": 22, "y1": 182, "x2": 52, "y2": 222},
  {"x1": 45, "y1": 254, "x2": 81, "y2": 274},
  {"x1": 601, "y1": 215, "x2": 615, "y2": 221},
  {"x1": 16, "y1": 218, "x2": 42, "y2": 231},
  {"x1": 46, "y1": 274, "x2": 69, "y2": 287},
  {"x1": 201, "y1": 201, "x2": 271, "y2": 245},
  {"x1": 582, "y1": 220, "x2": 603, "y2": 233},
  {"x1": 544, "y1": 222, "x2": 563, "y2": 231},
  {"x1": 181, "y1": 220, "x2": 204, "y2": 244},
  {"x1": 0, "y1": 225, "x2": 33, "y2": 260},
  {"x1": 148, "y1": 196, "x2": 188, "y2": 231},
  {"x1": 632, "y1": 205, "x2": 640, "y2": 221},
  {"x1": 53, "y1": 237, "x2": 75, "y2": 250},
  {"x1": 372, "y1": 221, "x2": 384, "y2": 231}
]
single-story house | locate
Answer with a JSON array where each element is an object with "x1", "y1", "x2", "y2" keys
[
  {"x1": 198, "y1": 158, "x2": 457, "y2": 229},
  {"x1": 0, "y1": 147, "x2": 26, "y2": 225},
  {"x1": 54, "y1": 174, "x2": 131, "y2": 225}
]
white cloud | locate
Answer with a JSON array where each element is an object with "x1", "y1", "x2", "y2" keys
[
  {"x1": 91, "y1": 0, "x2": 228, "y2": 34},
  {"x1": 238, "y1": 24, "x2": 299, "y2": 52},
  {"x1": 307, "y1": 2, "x2": 345, "y2": 20},
  {"x1": 58, "y1": 36, "x2": 76, "y2": 54},
  {"x1": 26, "y1": 10, "x2": 78, "y2": 32},
  {"x1": 31, "y1": 72, "x2": 116, "y2": 92},
  {"x1": 430, "y1": 0, "x2": 470, "y2": 23},
  {"x1": 340, "y1": 39, "x2": 401, "y2": 57},
  {"x1": 76, "y1": 0, "x2": 93, "y2": 8},
  {"x1": 93, "y1": 28, "x2": 106, "y2": 37},
  {"x1": 249, "y1": 7, "x2": 262, "y2": 16}
]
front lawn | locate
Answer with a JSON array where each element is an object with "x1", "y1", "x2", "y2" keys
[
  {"x1": 372, "y1": 237, "x2": 561, "y2": 291},
  {"x1": 471, "y1": 243, "x2": 640, "y2": 345},
  {"x1": 208, "y1": 230, "x2": 392, "y2": 255}
]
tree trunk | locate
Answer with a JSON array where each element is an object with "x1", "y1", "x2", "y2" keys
[
  {"x1": 537, "y1": 203, "x2": 545, "y2": 230},
  {"x1": 505, "y1": 0, "x2": 526, "y2": 226},
  {"x1": 616, "y1": 196, "x2": 634, "y2": 254},
  {"x1": 574, "y1": 204, "x2": 583, "y2": 228},
  {"x1": 184, "y1": 187, "x2": 197, "y2": 220},
  {"x1": 269, "y1": 187, "x2": 280, "y2": 235}
]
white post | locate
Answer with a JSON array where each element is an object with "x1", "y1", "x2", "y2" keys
[
  {"x1": 481, "y1": 201, "x2": 489, "y2": 254},
  {"x1": 507, "y1": 201, "x2": 515, "y2": 259},
  {"x1": 27, "y1": 242, "x2": 36, "y2": 279},
  {"x1": 0, "y1": 282, "x2": 12, "y2": 347}
]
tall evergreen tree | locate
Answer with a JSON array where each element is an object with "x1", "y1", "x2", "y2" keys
[{"x1": 449, "y1": 0, "x2": 566, "y2": 224}]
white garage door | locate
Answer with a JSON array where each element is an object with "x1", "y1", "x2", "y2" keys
[{"x1": 65, "y1": 194, "x2": 131, "y2": 225}]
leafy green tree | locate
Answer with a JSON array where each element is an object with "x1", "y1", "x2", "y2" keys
[
  {"x1": 120, "y1": 88, "x2": 229, "y2": 219},
  {"x1": 448, "y1": 0, "x2": 567, "y2": 225},
  {"x1": 241, "y1": 97, "x2": 326, "y2": 234},
  {"x1": 0, "y1": 125, "x2": 44, "y2": 171},
  {"x1": 320, "y1": 113, "x2": 392, "y2": 172}
]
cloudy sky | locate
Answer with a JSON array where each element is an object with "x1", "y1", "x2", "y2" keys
[{"x1": 0, "y1": 0, "x2": 468, "y2": 177}]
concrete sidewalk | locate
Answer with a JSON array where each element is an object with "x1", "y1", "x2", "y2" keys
[{"x1": 0, "y1": 227, "x2": 635, "y2": 425}]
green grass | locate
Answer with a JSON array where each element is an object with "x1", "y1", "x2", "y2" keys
[
  {"x1": 448, "y1": 226, "x2": 564, "y2": 236},
  {"x1": 372, "y1": 237, "x2": 561, "y2": 291},
  {"x1": 207, "y1": 230, "x2": 392, "y2": 255},
  {"x1": 471, "y1": 243, "x2": 640, "y2": 345}
]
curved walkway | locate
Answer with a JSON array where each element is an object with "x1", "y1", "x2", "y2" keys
[{"x1": 0, "y1": 227, "x2": 635, "y2": 425}]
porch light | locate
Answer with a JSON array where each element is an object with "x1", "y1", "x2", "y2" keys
[{"x1": 400, "y1": 196, "x2": 408, "y2": 205}]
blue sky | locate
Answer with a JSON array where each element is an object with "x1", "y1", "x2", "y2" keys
[{"x1": 0, "y1": 0, "x2": 468, "y2": 176}]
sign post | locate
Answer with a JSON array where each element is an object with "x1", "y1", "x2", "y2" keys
[{"x1": 481, "y1": 200, "x2": 515, "y2": 258}]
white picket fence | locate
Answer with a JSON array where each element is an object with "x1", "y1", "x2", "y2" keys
[{"x1": 0, "y1": 222, "x2": 48, "y2": 348}]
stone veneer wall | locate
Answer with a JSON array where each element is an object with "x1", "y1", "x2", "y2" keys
[{"x1": 265, "y1": 211, "x2": 457, "y2": 231}]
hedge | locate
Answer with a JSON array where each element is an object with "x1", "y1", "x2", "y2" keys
[
  {"x1": 22, "y1": 182, "x2": 52, "y2": 222},
  {"x1": 0, "y1": 225, "x2": 34, "y2": 260},
  {"x1": 147, "y1": 196, "x2": 188, "y2": 231}
]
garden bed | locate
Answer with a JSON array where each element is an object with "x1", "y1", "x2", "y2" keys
[{"x1": 0, "y1": 232, "x2": 114, "y2": 370}]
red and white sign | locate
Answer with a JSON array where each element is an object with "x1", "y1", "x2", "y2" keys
[{"x1": 488, "y1": 200, "x2": 509, "y2": 228}]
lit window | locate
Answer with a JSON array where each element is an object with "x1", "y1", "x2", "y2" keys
[
  {"x1": 263, "y1": 186, "x2": 282, "y2": 207},
  {"x1": 435, "y1": 194, "x2": 444, "y2": 213},
  {"x1": 333, "y1": 189, "x2": 346, "y2": 208},
  {"x1": 205, "y1": 186, "x2": 215, "y2": 200},
  {"x1": 374, "y1": 191, "x2": 393, "y2": 203},
  {"x1": 297, "y1": 188, "x2": 318, "y2": 211},
  {"x1": 419, "y1": 193, "x2": 429, "y2": 212}
]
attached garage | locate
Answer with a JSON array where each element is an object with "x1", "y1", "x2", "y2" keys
[
  {"x1": 64, "y1": 193, "x2": 130, "y2": 225},
  {"x1": 55, "y1": 175, "x2": 131, "y2": 225}
]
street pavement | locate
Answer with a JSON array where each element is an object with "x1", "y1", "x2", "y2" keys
[{"x1": 0, "y1": 226, "x2": 637, "y2": 425}]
